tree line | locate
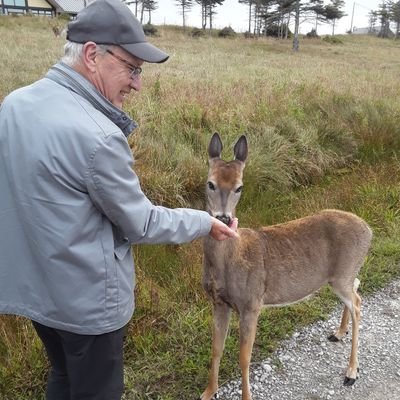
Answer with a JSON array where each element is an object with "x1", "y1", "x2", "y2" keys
[
  {"x1": 125, "y1": 0, "x2": 346, "y2": 35},
  {"x1": 368, "y1": 1, "x2": 400, "y2": 39}
]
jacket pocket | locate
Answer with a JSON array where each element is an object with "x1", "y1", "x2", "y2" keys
[{"x1": 114, "y1": 241, "x2": 131, "y2": 260}]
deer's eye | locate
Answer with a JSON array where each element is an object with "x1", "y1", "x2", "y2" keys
[
  {"x1": 207, "y1": 182, "x2": 216, "y2": 191},
  {"x1": 234, "y1": 186, "x2": 243, "y2": 194}
]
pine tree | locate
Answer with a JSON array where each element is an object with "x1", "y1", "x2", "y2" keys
[
  {"x1": 324, "y1": 0, "x2": 346, "y2": 36},
  {"x1": 390, "y1": 1, "x2": 400, "y2": 38},
  {"x1": 377, "y1": 1, "x2": 391, "y2": 38},
  {"x1": 196, "y1": 0, "x2": 225, "y2": 31},
  {"x1": 175, "y1": 0, "x2": 194, "y2": 30}
]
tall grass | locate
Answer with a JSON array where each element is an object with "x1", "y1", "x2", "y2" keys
[{"x1": 1, "y1": 16, "x2": 400, "y2": 399}]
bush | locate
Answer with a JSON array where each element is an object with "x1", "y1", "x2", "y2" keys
[
  {"x1": 244, "y1": 31, "x2": 255, "y2": 39},
  {"x1": 322, "y1": 35, "x2": 344, "y2": 44},
  {"x1": 264, "y1": 24, "x2": 293, "y2": 38},
  {"x1": 218, "y1": 26, "x2": 236, "y2": 38},
  {"x1": 57, "y1": 13, "x2": 71, "y2": 22},
  {"x1": 306, "y1": 28, "x2": 320, "y2": 38},
  {"x1": 143, "y1": 23, "x2": 158, "y2": 36},
  {"x1": 190, "y1": 27, "x2": 206, "y2": 38}
]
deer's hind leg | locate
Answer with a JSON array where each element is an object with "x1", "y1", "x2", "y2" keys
[
  {"x1": 328, "y1": 305, "x2": 351, "y2": 342},
  {"x1": 200, "y1": 302, "x2": 231, "y2": 400},
  {"x1": 329, "y1": 278, "x2": 361, "y2": 342},
  {"x1": 330, "y1": 278, "x2": 361, "y2": 386}
]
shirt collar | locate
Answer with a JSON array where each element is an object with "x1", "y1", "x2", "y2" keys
[{"x1": 45, "y1": 62, "x2": 138, "y2": 137}]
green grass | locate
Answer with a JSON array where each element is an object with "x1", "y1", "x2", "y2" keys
[{"x1": 1, "y1": 15, "x2": 400, "y2": 399}]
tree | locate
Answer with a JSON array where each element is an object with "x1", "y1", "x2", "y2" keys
[
  {"x1": 239, "y1": 0, "x2": 256, "y2": 34},
  {"x1": 377, "y1": 1, "x2": 391, "y2": 37},
  {"x1": 175, "y1": 0, "x2": 194, "y2": 30},
  {"x1": 276, "y1": 0, "x2": 296, "y2": 39},
  {"x1": 254, "y1": 0, "x2": 279, "y2": 37},
  {"x1": 324, "y1": 0, "x2": 346, "y2": 36},
  {"x1": 125, "y1": 0, "x2": 142, "y2": 17},
  {"x1": 138, "y1": 0, "x2": 158, "y2": 23},
  {"x1": 306, "y1": 0, "x2": 325, "y2": 34},
  {"x1": 196, "y1": 0, "x2": 225, "y2": 31},
  {"x1": 292, "y1": 0, "x2": 300, "y2": 51},
  {"x1": 390, "y1": 1, "x2": 400, "y2": 38},
  {"x1": 368, "y1": 10, "x2": 379, "y2": 33}
]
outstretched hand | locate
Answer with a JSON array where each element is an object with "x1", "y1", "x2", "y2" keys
[{"x1": 209, "y1": 217, "x2": 239, "y2": 241}]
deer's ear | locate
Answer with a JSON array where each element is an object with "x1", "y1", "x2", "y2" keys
[
  {"x1": 234, "y1": 135, "x2": 248, "y2": 162},
  {"x1": 208, "y1": 132, "x2": 223, "y2": 159}
]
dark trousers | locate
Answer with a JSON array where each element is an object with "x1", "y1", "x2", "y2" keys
[{"x1": 32, "y1": 321, "x2": 125, "y2": 400}]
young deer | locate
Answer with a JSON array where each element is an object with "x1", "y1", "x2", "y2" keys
[{"x1": 200, "y1": 133, "x2": 372, "y2": 400}]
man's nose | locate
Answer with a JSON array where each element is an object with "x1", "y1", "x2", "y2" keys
[{"x1": 130, "y1": 76, "x2": 142, "y2": 92}]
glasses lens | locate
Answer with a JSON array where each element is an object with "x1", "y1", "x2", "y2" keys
[{"x1": 131, "y1": 67, "x2": 142, "y2": 78}]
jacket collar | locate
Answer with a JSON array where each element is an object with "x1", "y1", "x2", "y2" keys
[{"x1": 45, "y1": 62, "x2": 137, "y2": 137}]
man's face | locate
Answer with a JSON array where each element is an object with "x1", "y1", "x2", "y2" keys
[{"x1": 94, "y1": 46, "x2": 144, "y2": 109}]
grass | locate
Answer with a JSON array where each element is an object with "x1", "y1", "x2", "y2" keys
[{"x1": 1, "y1": 16, "x2": 400, "y2": 399}]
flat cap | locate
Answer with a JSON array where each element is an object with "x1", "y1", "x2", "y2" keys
[{"x1": 67, "y1": 0, "x2": 169, "y2": 63}]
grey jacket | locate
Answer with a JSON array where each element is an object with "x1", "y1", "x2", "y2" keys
[{"x1": 0, "y1": 63, "x2": 211, "y2": 334}]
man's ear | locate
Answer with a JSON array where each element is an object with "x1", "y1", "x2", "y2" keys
[{"x1": 81, "y1": 42, "x2": 98, "y2": 73}]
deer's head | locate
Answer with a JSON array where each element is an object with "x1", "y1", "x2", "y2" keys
[{"x1": 206, "y1": 133, "x2": 248, "y2": 226}]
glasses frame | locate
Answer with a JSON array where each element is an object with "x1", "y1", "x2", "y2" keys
[{"x1": 106, "y1": 49, "x2": 142, "y2": 79}]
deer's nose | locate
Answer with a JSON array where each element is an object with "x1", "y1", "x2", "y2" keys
[{"x1": 216, "y1": 215, "x2": 232, "y2": 226}]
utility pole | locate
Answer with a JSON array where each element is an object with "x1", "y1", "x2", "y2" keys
[{"x1": 349, "y1": 1, "x2": 355, "y2": 33}]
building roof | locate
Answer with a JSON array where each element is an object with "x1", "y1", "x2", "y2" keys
[
  {"x1": 27, "y1": 0, "x2": 53, "y2": 10},
  {"x1": 352, "y1": 26, "x2": 379, "y2": 35},
  {"x1": 46, "y1": 0, "x2": 89, "y2": 14}
]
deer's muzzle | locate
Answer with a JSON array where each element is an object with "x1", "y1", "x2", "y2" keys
[{"x1": 216, "y1": 215, "x2": 232, "y2": 226}]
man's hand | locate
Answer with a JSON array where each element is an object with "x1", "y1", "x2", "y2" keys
[{"x1": 209, "y1": 217, "x2": 239, "y2": 241}]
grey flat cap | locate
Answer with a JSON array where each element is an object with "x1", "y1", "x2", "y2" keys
[{"x1": 67, "y1": 0, "x2": 169, "y2": 63}]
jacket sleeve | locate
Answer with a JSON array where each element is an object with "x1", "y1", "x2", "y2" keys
[{"x1": 85, "y1": 131, "x2": 211, "y2": 244}]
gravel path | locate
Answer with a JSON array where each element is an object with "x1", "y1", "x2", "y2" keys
[{"x1": 213, "y1": 279, "x2": 400, "y2": 400}]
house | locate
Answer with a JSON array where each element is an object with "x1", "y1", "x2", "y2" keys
[
  {"x1": 0, "y1": 0, "x2": 90, "y2": 16},
  {"x1": 1, "y1": 0, "x2": 54, "y2": 15},
  {"x1": 352, "y1": 26, "x2": 380, "y2": 35},
  {"x1": 47, "y1": 0, "x2": 90, "y2": 15},
  {"x1": 352, "y1": 25, "x2": 395, "y2": 38}
]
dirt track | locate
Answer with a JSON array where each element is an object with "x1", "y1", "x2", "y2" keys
[{"x1": 215, "y1": 279, "x2": 400, "y2": 400}]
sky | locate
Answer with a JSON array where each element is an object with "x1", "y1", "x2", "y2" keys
[{"x1": 145, "y1": 1, "x2": 382, "y2": 35}]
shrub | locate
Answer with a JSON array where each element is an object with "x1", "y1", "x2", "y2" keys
[
  {"x1": 143, "y1": 23, "x2": 158, "y2": 36},
  {"x1": 264, "y1": 24, "x2": 293, "y2": 38},
  {"x1": 306, "y1": 28, "x2": 320, "y2": 38},
  {"x1": 57, "y1": 13, "x2": 71, "y2": 22},
  {"x1": 218, "y1": 26, "x2": 236, "y2": 38},
  {"x1": 322, "y1": 35, "x2": 344, "y2": 44},
  {"x1": 190, "y1": 27, "x2": 206, "y2": 38}
]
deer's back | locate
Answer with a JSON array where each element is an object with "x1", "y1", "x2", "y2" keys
[{"x1": 203, "y1": 210, "x2": 372, "y2": 311}]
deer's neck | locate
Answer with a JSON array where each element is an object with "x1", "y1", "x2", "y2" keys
[{"x1": 203, "y1": 235, "x2": 238, "y2": 270}]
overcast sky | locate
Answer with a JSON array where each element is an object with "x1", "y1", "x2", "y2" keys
[{"x1": 145, "y1": 0, "x2": 381, "y2": 35}]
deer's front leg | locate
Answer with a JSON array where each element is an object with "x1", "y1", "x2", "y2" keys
[
  {"x1": 239, "y1": 310, "x2": 260, "y2": 400},
  {"x1": 200, "y1": 302, "x2": 231, "y2": 400}
]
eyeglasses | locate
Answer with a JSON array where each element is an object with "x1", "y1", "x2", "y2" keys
[{"x1": 106, "y1": 49, "x2": 142, "y2": 79}]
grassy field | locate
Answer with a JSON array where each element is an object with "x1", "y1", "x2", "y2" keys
[{"x1": 1, "y1": 15, "x2": 400, "y2": 399}]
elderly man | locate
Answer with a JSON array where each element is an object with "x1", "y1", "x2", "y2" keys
[{"x1": 0, "y1": 0, "x2": 237, "y2": 399}]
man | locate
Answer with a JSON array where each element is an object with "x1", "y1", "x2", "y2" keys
[{"x1": 0, "y1": 0, "x2": 238, "y2": 399}]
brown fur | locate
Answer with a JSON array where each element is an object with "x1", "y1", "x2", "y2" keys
[{"x1": 200, "y1": 134, "x2": 372, "y2": 400}]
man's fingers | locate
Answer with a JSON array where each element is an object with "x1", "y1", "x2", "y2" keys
[
  {"x1": 229, "y1": 218, "x2": 238, "y2": 232},
  {"x1": 221, "y1": 218, "x2": 239, "y2": 239},
  {"x1": 209, "y1": 217, "x2": 239, "y2": 241}
]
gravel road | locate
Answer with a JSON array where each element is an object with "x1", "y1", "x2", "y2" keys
[{"x1": 213, "y1": 279, "x2": 400, "y2": 400}]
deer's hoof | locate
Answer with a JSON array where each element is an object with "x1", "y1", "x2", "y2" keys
[
  {"x1": 200, "y1": 387, "x2": 218, "y2": 400},
  {"x1": 343, "y1": 376, "x2": 356, "y2": 386},
  {"x1": 327, "y1": 334, "x2": 340, "y2": 342}
]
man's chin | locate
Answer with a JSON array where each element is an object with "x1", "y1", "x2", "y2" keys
[{"x1": 112, "y1": 100, "x2": 123, "y2": 109}]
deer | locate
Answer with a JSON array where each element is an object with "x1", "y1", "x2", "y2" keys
[{"x1": 200, "y1": 133, "x2": 372, "y2": 400}]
